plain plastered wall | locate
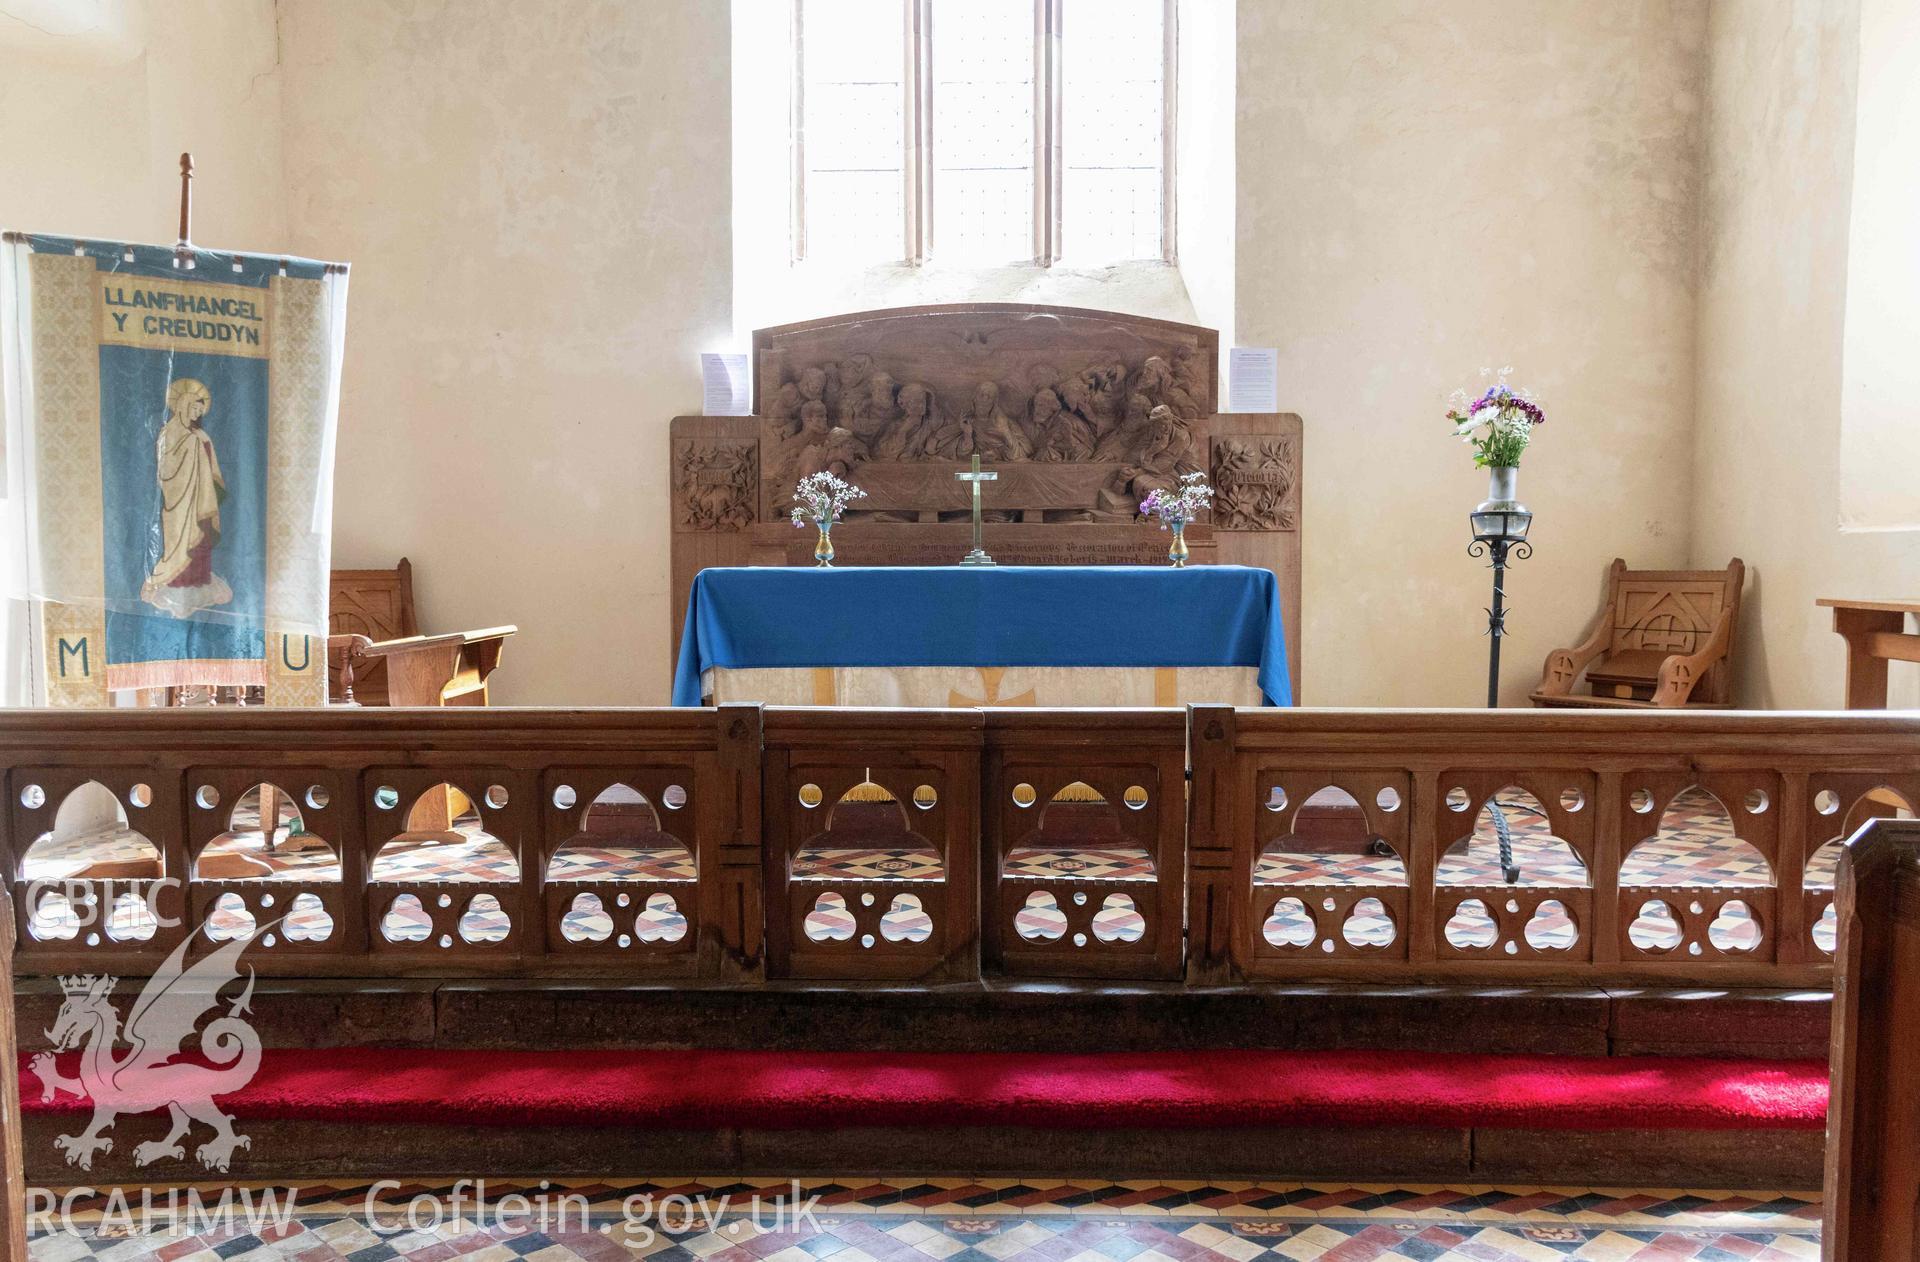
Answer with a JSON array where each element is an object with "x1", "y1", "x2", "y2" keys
[
  {"x1": 1836, "y1": 0, "x2": 1920, "y2": 535},
  {"x1": 1236, "y1": 1, "x2": 1709, "y2": 706},
  {"x1": 1693, "y1": 0, "x2": 1920, "y2": 709},
  {"x1": 0, "y1": 0, "x2": 285, "y2": 248},
  {"x1": 278, "y1": 0, "x2": 733, "y2": 704}
]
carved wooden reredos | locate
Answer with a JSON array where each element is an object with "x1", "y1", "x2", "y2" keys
[{"x1": 669, "y1": 304, "x2": 1303, "y2": 694}]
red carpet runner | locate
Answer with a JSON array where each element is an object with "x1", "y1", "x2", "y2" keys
[{"x1": 18, "y1": 1049, "x2": 1828, "y2": 1131}]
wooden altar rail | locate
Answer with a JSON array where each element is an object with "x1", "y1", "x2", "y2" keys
[
  {"x1": 0, "y1": 707, "x2": 1916, "y2": 985},
  {"x1": 1823, "y1": 816, "x2": 1920, "y2": 1261}
]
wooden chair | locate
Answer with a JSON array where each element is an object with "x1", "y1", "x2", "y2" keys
[
  {"x1": 328, "y1": 558, "x2": 516, "y2": 706},
  {"x1": 1530, "y1": 558, "x2": 1745, "y2": 709}
]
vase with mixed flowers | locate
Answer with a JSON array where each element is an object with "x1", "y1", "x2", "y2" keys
[
  {"x1": 790, "y1": 471, "x2": 867, "y2": 566},
  {"x1": 1138, "y1": 471, "x2": 1214, "y2": 568},
  {"x1": 1447, "y1": 367, "x2": 1546, "y2": 511}
]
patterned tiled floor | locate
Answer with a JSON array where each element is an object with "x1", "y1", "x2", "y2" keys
[
  {"x1": 794, "y1": 847, "x2": 948, "y2": 882},
  {"x1": 26, "y1": 1178, "x2": 1824, "y2": 1262},
  {"x1": 1006, "y1": 846, "x2": 1157, "y2": 882}
]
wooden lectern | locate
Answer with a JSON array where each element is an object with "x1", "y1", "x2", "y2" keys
[{"x1": 328, "y1": 559, "x2": 515, "y2": 706}]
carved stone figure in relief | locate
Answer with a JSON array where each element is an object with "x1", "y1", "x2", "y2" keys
[
  {"x1": 770, "y1": 397, "x2": 834, "y2": 503},
  {"x1": 969, "y1": 381, "x2": 1032, "y2": 462},
  {"x1": 1170, "y1": 347, "x2": 1207, "y2": 419},
  {"x1": 870, "y1": 381, "x2": 930, "y2": 460},
  {"x1": 820, "y1": 363, "x2": 843, "y2": 423},
  {"x1": 1099, "y1": 404, "x2": 1199, "y2": 516},
  {"x1": 1081, "y1": 362, "x2": 1127, "y2": 438},
  {"x1": 1093, "y1": 391, "x2": 1156, "y2": 462},
  {"x1": 1141, "y1": 402, "x2": 1198, "y2": 473},
  {"x1": 1028, "y1": 387, "x2": 1063, "y2": 460},
  {"x1": 799, "y1": 424, "x2": 869, "y2": 482},
  {"x1": 1056, "y1": 375, "x2": 1098, "y2": 443},
  {"x1": 920, "y1": 408, "x2": 975, "y2": 460},
  {"x1": 798, "y1": 366, "x2": 829, "y2": 411},
  {"x1": 768, "y1": 381, "x2": 803, "y2": 436},
  {"x1": 848, "y1": 370, "x2": 899, "y2": 444},
  {"x1": 1033, "y1": 386, "x2": 1096, "y2": 461},
  {"x1": 1129, "y1": 356, "x2": 1174, "y2": 408},
  {"x1": 834, "y1": 354, "x2": 874, "y2": 427}
]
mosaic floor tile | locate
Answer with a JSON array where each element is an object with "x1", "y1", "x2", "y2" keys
[
  {"x1": 1003, "y1": 848, "x2": 1157, "y2": 883},
  {"x1": 793, "y1": 849, "x2": 948, "y2": 883}
]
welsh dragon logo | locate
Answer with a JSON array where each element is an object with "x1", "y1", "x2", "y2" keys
[{"x1": 27, "y1": 923, "x2": 268, "y2": 1172}]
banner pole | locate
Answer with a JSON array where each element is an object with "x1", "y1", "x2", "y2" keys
[{"x1": 176, "y1": 151, "x2": 193, "y2": 249}]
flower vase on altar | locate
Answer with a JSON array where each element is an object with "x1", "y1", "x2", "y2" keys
[
  {"x1": 792, "y1": 471, "x2": 865, "y2": 569},
  {"x1": 1140, "y1": 472, "x2": 1213, "y2": 569}
]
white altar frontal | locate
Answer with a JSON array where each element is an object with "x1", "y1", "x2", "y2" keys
[{"x1": 703, "y1": 664, "x2": 1266, "y2": 708}]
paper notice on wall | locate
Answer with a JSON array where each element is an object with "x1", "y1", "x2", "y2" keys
[
  {"x1": 1226, "y1": 347, "x2": 1279, "y2": 413},
  {"x1": 701, "y1": 352, "x2": 751, "y2": 416}
]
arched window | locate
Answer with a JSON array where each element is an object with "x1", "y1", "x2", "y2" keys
[{"x1": 787, "y1": 0, "x2": 1172, "y2": 267}]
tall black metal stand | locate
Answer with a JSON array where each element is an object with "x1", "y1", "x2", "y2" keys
[{"x1": 1469, "y1": 512, "x2": 1532, "y2": 884}]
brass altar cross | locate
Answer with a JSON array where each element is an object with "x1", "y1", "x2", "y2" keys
[{"x1": 955, "y1": 452, "x2": 997, "y2": 566}]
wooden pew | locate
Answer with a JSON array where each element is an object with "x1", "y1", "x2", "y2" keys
[{"x1": 1824, "y1": 815, "x2": 1920, "y2": 1260}]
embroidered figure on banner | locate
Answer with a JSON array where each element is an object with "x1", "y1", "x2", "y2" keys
[{"x1": 140, "y1": 377, "x2": 233, "y2": 618}]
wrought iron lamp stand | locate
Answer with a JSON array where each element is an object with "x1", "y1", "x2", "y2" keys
[{"x1": 1470, "y1": 505, "x2": 1533, "y2": 884}]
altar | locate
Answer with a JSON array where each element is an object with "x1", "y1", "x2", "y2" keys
[
  {"x1": 668, "y1": 303, "x2": 1304, "y2": 703},
  {"x1": 673, "y1": 565, "x2": 1291, "y2": 708}
]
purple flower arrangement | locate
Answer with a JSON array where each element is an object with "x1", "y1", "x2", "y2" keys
[
  {"x1": 1446, "y1": 368, "x2": 1546, "y2": 469},
  {"x1": 1138, "y1": 471, "x2": 1214, "y2": 530}
]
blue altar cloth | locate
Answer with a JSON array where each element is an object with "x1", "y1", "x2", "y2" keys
[{"x1": 672, "y1": 565, "x2": 1292, "y2": 707}]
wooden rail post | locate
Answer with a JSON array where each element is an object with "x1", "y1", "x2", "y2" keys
[
  {"x1": 1824, "y1": 817, "x2": 1920, "y2": 1261},
  {"x1": 1186, "y1": 706, "x2": 1238, "y2": 983},
  {"x1": 708, "y1": 703, "x2": 766, "y2": 979},
  {"x1": 0, "y1": 896, "x2": 26, "y2": 1262}
]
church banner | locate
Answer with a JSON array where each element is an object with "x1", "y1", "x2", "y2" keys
[{"x1": 1, "y1": 234, "x2": 347, "y2": 705}]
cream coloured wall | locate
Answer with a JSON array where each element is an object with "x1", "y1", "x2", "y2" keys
[
  {"x1": 1235, "y1": 1, "x2": 1710, "y2": 706},
  {"x1": 1693, "y1": 0, "x2": 1920, "y2": 709},
  {"x1": 0, "y1": 0, "x2": 285, "y2": 248},
  {"x1": 278, "y1": 0, "x2": 733, "y2": 704},
  {"x1": 1836, "y1": 0, "x2": 1920, "y2": 535}
]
